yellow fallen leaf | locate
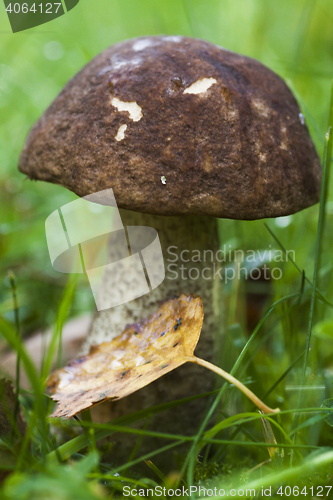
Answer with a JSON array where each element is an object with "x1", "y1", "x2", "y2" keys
[
  {"x1": 47, "y1": 294, "x2": 203, "y2": 418},
  {"x1": 47, "y1": 294, "x2": 279, "y2": 418}
]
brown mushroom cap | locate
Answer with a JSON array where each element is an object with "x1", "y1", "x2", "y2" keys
[{"x1": 19, "y1": 36, "x2": 321, "y2": 219}]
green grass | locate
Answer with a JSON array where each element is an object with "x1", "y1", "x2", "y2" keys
[{"x1": 1, "y1": 0, "x2": 333, "y2": 498}]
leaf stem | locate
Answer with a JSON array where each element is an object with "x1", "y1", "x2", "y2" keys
[{"x1": 188, "y1": 356, "x2": 279, "y2": 415}]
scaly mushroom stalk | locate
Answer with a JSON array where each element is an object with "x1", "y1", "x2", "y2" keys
[{"x1": 83, "y1": 211, "x2": 224, "y2": 466}]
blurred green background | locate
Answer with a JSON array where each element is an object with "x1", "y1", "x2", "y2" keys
[
  {"x1": 0, "y1": 0, "x2": 333, "y2": 429},
  {"x1": 1, "y1": 0, "x2": 333, "y2": 492}
]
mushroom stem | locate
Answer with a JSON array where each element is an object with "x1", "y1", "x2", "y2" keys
[
  {"x1": 82, "y1": 210, "x2": 224, "y2": 360},
  {"x1": 82, "y1": 210, "x2": 224, "y2": 468},
  {"x1": 188, "y1": 356, "x2": 279, "y2": 414}
]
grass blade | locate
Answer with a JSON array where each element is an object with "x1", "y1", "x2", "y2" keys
[{"x1": 291, "y1": 81, "x2": 333, "y2": 454}]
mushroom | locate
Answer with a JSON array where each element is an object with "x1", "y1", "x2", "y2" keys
[{"x1": 18, "y1": 36, "x2": 321, "y2": 468}]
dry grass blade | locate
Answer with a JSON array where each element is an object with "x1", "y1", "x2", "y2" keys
[{"x1": 0, "y1": 378, "x2": 26, "y2": 438}]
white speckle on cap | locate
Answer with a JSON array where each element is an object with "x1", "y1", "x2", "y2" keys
[
  {"x1": 128, "y1": 57, "x2": 143, "y2": 67},
  {"x1": 228, "y1": 109, "x2": 238, "y2": 120},
  {"x1": 183, "y1": 78, "x2": 217, "y2": 95},
  {"x1": 162, "y1": 36, "x2": 182, "y2": 43},
  {"x1": 115, "y1": 124, "x2": 128, "y2": 141},
  {"x1": 111, "y1": 97, "x2": 143, "y2": 121},
  {"x1": 113, "y1": 60, "x2": 127, "y2": 70},
  {"x1": 97, "y1": 65, "x2": 113, "y2": 76},
  {"x1": 133, "y1": 39, "x2": 155, "y2": 51},
  {"x1": 280, "y1": 125, "x2": 288, "y2": 150},
  {"x1": 108, "y1": 56, "x2": 143, "y2": 73},
  {"x1": 299, "y1": 113, "x2": 305, "y2": 125},
  {"x1": 161, "y1": 176, "x2": 167, "y2": 185},
  {"x1": 252, "y1": 99, "x2": 270, "y2": 118}
]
